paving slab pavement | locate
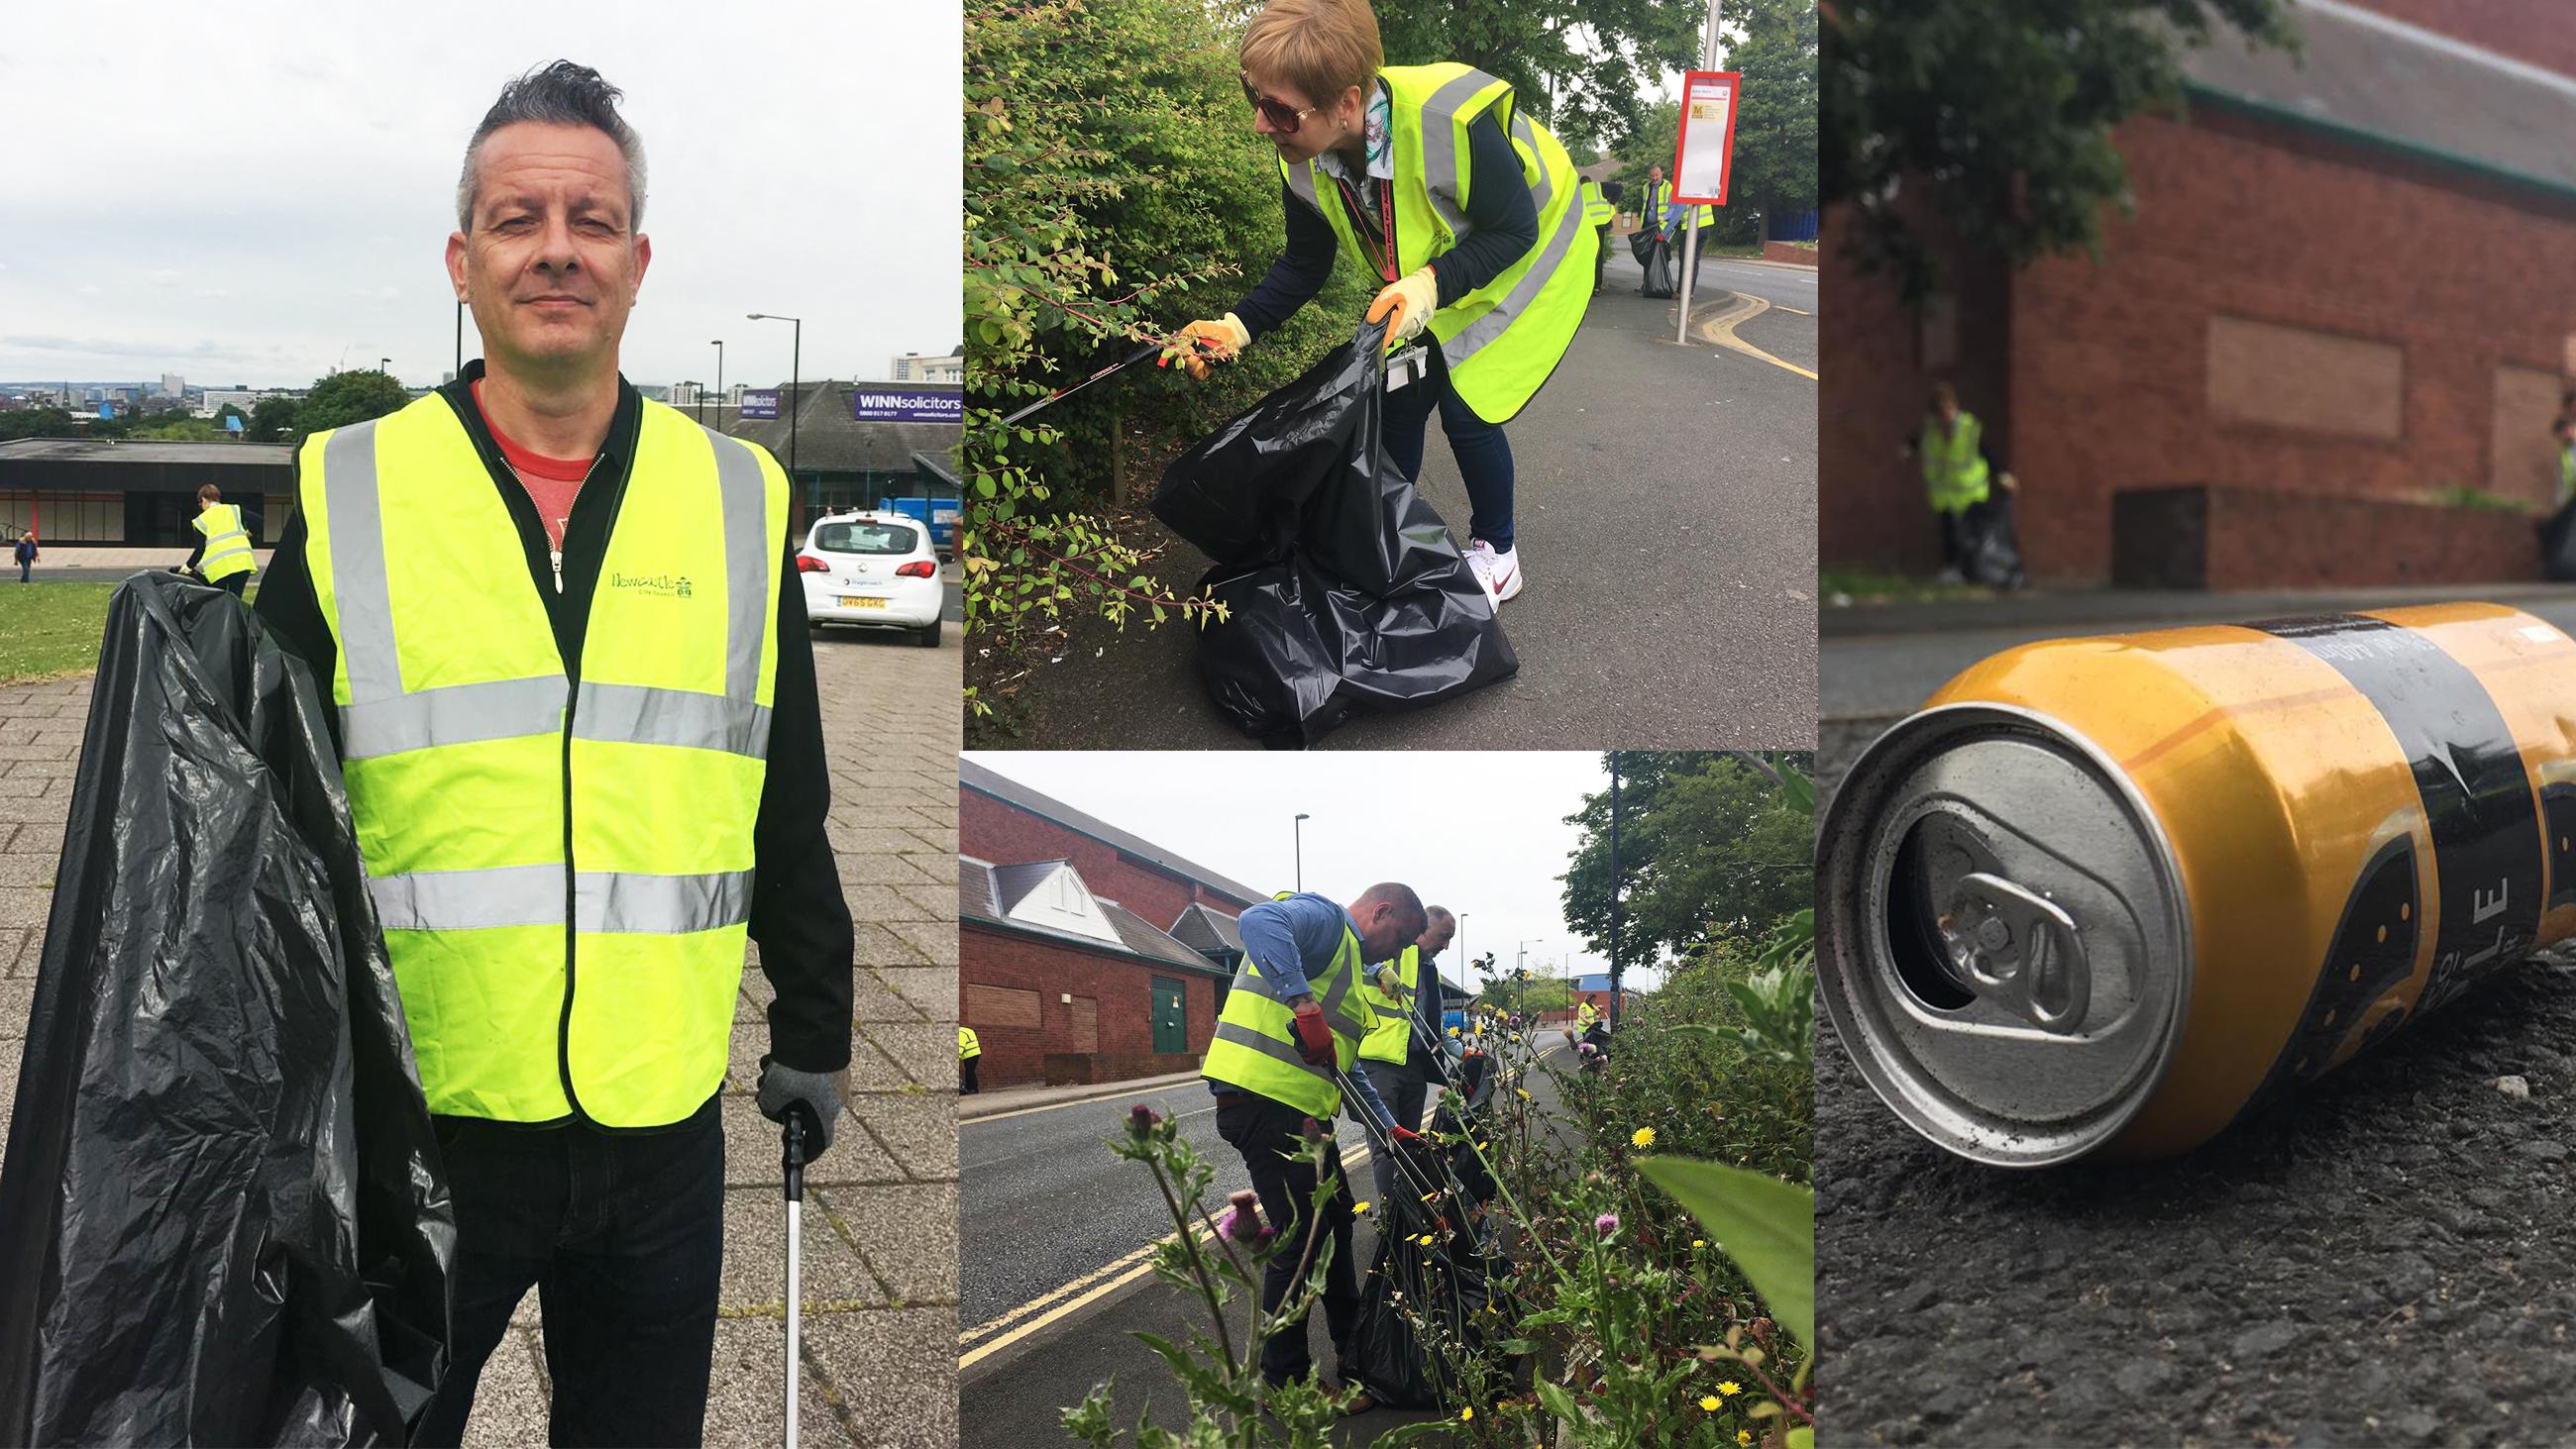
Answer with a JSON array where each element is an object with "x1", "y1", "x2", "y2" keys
[{"x1": 0, "y1": 618, "x2": 961, "y2": 1447}]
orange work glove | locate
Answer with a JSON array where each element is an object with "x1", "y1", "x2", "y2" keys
[
  {"x1": 1365, "y1": 267, "x2": 1438, "y2": 346},
  {"x1": 1157, "y1": 314, "x2": 1251, "y2": 382}
]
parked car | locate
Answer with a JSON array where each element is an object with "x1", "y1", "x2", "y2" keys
[{"x1": 799, "y1": 510, "x2": 943, "y2": 647}]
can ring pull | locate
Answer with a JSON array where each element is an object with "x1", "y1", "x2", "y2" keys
[{"x1": 1942, "y1": 873, "x2": 2091, "y2": 1033}]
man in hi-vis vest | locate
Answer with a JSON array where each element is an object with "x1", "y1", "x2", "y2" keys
[
  {"x1": 252, "y1": 62, "x2": 854, "y2": 1446},
  {"x1": 1207, "y1": 882, "x2": 1433, "y2": 1403},
  {"x1": 1355, "y1": 905, "x2": 1454, "y2": 1201},
  {"x1": 1162, "y1": 0, "x2": 1597, "y2": 610},
  {"x1": 183, "y1": 483, "x2": 257, "y2": 596}
]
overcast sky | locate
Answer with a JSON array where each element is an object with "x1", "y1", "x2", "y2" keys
[
  {"x1": 0, "y1": 6, "x2": 958, "y2": 390},
  {"x1": 963, "y1": 751, "x2": 1673, "y2": 993}
]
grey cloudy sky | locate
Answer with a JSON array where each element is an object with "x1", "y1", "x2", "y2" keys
[
  {"x1": 0, "y1": 5, "x2": 958, "y2": 390},
  {"x1": 963, "y1": 751, "x2": 1672, "y2": 993}
]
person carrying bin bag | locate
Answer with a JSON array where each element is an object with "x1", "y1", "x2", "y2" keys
[
  {"x1": 251, "y1": 59, "x2": 855, "y2": 1446},
  {"x1": 1160, "y1": 0, "x2": 1597, "y2": 611}
]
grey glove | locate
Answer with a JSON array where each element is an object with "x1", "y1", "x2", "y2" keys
[{"x1": 756, "y1": 1057, "x2": 844, "y2": 1161}]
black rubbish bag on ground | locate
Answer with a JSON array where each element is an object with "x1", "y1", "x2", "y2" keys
[
  {"x1": 1342, "y1": 1191, "x2": 1500, "y2": 1409},
  {"x1": 1962, "y1": 491, "x2": 2028, "y2": 590},
  {"x1": 1150, "y1": 321, "x2": 1518, "y2": 747},
  {"x1": 2541, "y1": 499, "x2": 2576, "y2": 581},
  {"x1": 1639, "y1": 233, "x2": 1677, "y2": 299},
  {"x1": 0, "y1": 572, "x2": 453, "y2": 1447}
]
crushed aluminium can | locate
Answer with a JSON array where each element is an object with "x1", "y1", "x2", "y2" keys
[{"x1": 1817, "y1": 603, "x2": 2576, "y2": 1166}]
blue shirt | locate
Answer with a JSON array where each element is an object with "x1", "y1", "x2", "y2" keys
[{"x1": 1219, "y1": 892, "x2": 1394, "y2": 1129}]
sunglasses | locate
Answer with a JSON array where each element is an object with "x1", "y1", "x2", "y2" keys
[{"x1": 1239, "y1": 73, "x2": 1320, "y2": 135}]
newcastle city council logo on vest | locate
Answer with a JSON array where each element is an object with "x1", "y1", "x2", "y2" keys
[{"x1": 609, "y1": 570, "x2": 696, "y2": 598}]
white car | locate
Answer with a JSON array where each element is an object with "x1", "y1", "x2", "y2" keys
[{"x1": 799, "y1": 511, "x2": 943, "y2": 646}]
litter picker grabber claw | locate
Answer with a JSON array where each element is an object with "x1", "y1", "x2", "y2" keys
[
  {"x1": 998, "y1": 341, "x2": 1166, "y2": 427},
  {"x1": 781, "y1": 1108, "x2": 813, "y2": 1449}
]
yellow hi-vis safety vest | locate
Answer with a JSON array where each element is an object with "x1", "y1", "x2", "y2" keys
[
  {"x1": 1357, "y1": 943, "x2": 1423, "y2": 1065},
  {"x1": 1921, "y1": 411, "x2": 1992, "y2": 514},
  {"x1": 1580, "y1": 179, "x2": 1613, "y2": 229},
  {"x1": 959, "y1": 1026, "x2": 982, "y2": 1060},
  {"x1": 1280, "y1": 63, "x2": 1597, "y2": 426},
  {"x1": 1202, "y1": 894, "x2": 1372, "y2": 1120},
  {"x1": 297, "y1": 391, "x2": 789, "y2": 1128},
  {"x1": 1637, "y1": 180, "x2": 1713, "y2": 232},
  {"x1": 194, "y1": 501, "x2": 256, "y2": 583},
  {"x1": 1576, "y1": 1000, "x2": 1598, "y2": 1028}
]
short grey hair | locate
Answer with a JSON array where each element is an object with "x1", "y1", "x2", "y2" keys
[
  {"x1": 456, "y1": 60, "x2": 647, "y2": 232},
  {"x1": 1424, "y1": 906, "x2": 1455, "y2": 927}
]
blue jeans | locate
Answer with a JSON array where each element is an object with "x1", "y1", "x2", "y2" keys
[
  {"x1": 1382, "y1": 345, "x2": 1516, "y2": 551},
  {"x1": 15, "y1": 560, "x2": 28, "y2": 582},
  {"x1": 412, "y1": 1097, "x2": 727, "y2": 1447}
]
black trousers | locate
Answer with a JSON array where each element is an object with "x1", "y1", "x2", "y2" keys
[
  {"x1": 1215, "y1": 1090, "x2": 1359, "y2": 1388},
  {"x1": 213, "y1": 571, "x2": 248, "y2": 598},
  {"x1": 1360, "y1": 1060, "x2": 1430, "y2": 1203},
  {"x1": 412, "y1": 1098, "x2": 726, "y2": 1447},
  {"x1": 960, "y1": 1055, "x2": 981, "y2": 1093}
]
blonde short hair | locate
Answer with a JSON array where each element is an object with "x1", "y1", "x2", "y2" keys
[{"x1": 1240, "y1": 0, "x2": 1383, "y2": 109}]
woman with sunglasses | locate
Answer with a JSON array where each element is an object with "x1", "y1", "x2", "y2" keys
[{"x1": 1160, "y1": 0, "x2": 1597, "y2": 608}]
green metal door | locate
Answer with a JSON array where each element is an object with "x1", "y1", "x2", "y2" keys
[{"x1": 1151, "y1": 977, "x2": 1188, "y2": 1056}]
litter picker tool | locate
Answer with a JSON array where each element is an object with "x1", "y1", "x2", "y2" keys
[
  {"x1": 999, "y1": 341, "x2": 1166, "y2": 426},
  {"x1": 781, "y1": 1107, "x2": 814, "y2": 1449}
]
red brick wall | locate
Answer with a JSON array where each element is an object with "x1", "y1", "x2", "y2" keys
[
  {"x1": 1762, "y1": 241, "x2": 1817, "y2": 267},
  {"x1": 961, "y1": 785, "x2": 1261, "y2": 927},
  {"x1": 1998, "y1": 111, "x2": 2576, "y2": 579},
  {"x1": 961, "y1": 921, "x2": 1221, "y2": 1088},
  {"x1": 2345, "y1": 0, "x2": 2576, "y2": 76}
]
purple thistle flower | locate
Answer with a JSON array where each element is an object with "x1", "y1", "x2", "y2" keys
[
  {"x1": 1223, "y1": 1190, "x2": 1263, "y2": 1242},
  {"x1": 1594, "y1": 1212, "x2": 1619, "y2": 1235},
  {"x1": 1127, "y1": 1103, "x2": 1159, "y2": 1139}
]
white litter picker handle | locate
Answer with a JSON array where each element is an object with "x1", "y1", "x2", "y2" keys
[{"x1": 783, "y1": 1111, "x2": 809, "y2": 1449}]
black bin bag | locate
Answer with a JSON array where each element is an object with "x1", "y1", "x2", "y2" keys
[
  {"x1": 1639, "y1": 233, "x2": 1676, "y2": 299},
  {"x1": 0, "y1": 572, "x2": 453, "y2": 1447},
  {"x1": 1341, "y1": 1190, "x2": 1501, "y2": 1409},
  {"x1": 1151, "y1": 321, "x2": 1518, "y2": 747}
]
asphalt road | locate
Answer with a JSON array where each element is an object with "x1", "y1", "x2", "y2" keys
[
  {"x1": 990, "y1": 249, "x2": 1816, "y2": 750},
  {"x1": 1813, "y1": 720, "x2": 2576, "y2": 1447},
  {"x1": 959, "y1": 1034, "x2": 1577, "y2": 1444}
]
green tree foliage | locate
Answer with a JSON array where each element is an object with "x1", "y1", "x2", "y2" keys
[
  {"x1": 962, "y1": 0, "x2": 1364, "y2": 664},
  {"x1": 1727, "y1": 0, "x2": 1817, "y2": 220},
  {"x1": 1560, "y1": 752, "x2": 1813, "y2": 966},
  {"x1": 1376, "y1": 0, "x2": 1704, "y2": 157},
  {"x1": 291, "y1": 369, "x2": 407, "y2": 439},
  {"x1": 128, "y1": 418, "x2": 226, "y2": 441},
  {"x1": 1822, "y1": 0, "x2": 2296, "y2": 301},
  {"x1": 212, "y1": 403, "x2": 248, "y2": 429},
  {"x1": 0, "y1": 408, "x2": 80, "y2": 442},
  {"x1": 247, "y1": 395, "x2": 300, "y2": 443}
]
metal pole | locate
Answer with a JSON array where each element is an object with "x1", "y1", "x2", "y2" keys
[
  {"x1": 1608, "y1": 753, "x2": 1625, "y2": 1030},
  {"x1": 1675, "y1": 0, "x2": 1724, "y2": 347},
  {"x1": 712, "y1": 341, "x2": 726, "y2": 432},
  {"x1": 1294, "y1": 813, "x2": 1310, "y2": 891},
  {"x1": 790, "y1": 318, "x2": 801, "y2": 482}
]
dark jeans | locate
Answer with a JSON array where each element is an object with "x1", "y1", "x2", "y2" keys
[
  {"x1": 960, "y1": 1056, "x2": 980, "y2": 1094},
  {"x1": 412, "y1": 1098, "x2": 726, "y2": 1448},
  {"x1": 15, "y1": 561, "x2": 27, "y2": 582},
  {"x1": 1215, "y1": 1090, "x2": 1359, "y2": 1389},
  {"x1": 1937, "y1": 506, "x2": 1972, "y2": 572},
  {"x1": 1359, "y1": 1060, "x2": 1429, "y2": 1203},
  {"x1": 214, "y1": 571, "x2": 248, "y2": 598},
  {"x1": 1383, "y1": 344, "x2": 1516, "y2": 551}
]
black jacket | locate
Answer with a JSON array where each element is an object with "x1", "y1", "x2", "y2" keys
[{"x1": 252, "y1": 361, "x2": 854, "y2": 1094}]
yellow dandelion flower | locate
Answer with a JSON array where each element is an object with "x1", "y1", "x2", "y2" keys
[
  {"x1": 1737, "y1": 1433, "x2": 1753, "y2": 1447},
  {"x1": 1719, "y1": 1381, "x2": 1742, "y2": 1397},
  {"x1": 1698, "y1": 1396, "x2": 1721, "y2": 1412},
  {"x1": 1631, "y1": 1127, "x2": 1656, "y2": 1149},
  {"x1": 1460, "y1": 1406, "x2": 1474, "y2": 1422},
  {"x1": 1692, "y1": 1239, "x2": 1706, "y2": 1249},
  {"x1": 1353, "y1": 1200, "x2": 1373, "y2": 1214},
  {"x1": 1517, "y1": 1088, "x2": 1531, "y2": 1100}
]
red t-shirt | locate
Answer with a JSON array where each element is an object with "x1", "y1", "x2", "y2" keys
[{"x1": 471, "y1": 379, "x2": 590, "y2": 552}]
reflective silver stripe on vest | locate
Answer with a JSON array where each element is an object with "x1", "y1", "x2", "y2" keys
[
  {"x1": 573, "y1": 681, "x2": 773, "y2": 758},
  {"x1": 705, "y1": 429, "x2": 770, "y2": 703},
  {"x1": 1441, "y1": 183, "x2": 1585, "y2": 366},
  {"x1": 322, "y1": 420, "x2": 402, "y2": 701},
  {"x1": 577, "y1": 869, "x2": 756, "y2": 935},
  {"x1": 373, "y1": 864, "x2": 565, "y2": 931},
  {"x1": 1508, "y1": 112, "x2": 1556, "y2": 213},
  {"x1": 204, "y1": 529, "x2": 252, "y2": 548},
  {"x1": 1418, "y1": 68, "x2": 1497, "y2": 217},
  {"x1": 341, "y1": 674, "x2": 571, "y2": 761},
  {"x1": 1211, "y1": 1021, "x2": 1332, "y2": 1082},
  {"x1": 1231, "y1": 948, "x2": 1361, "y2": 1026}
]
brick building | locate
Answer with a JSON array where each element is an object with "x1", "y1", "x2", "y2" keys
[
  {"x1": 1823, "y1": 0, "x2": 2576, "y2": 587},
  {"x1": 959, "y1": 759, "x2": 1265, "y2": 1088}
]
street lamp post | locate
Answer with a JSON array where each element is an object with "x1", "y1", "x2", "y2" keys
[
  {"x1": 710, "y1": 340, "x2": 726, "y2": 431},
  {"x1": 1293, "y1": 813, "x2": 1311, "y2": 892},
  {"x1": 747, "y1": 312, "x2": 803, "y2": 483}
]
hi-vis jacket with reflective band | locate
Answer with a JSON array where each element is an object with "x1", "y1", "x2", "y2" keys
[
  {"x1": 2560, "y1": 444, "x2": 2574, "y2": 505},
  {"x1": 1920, "y1": 411, "x2": 1992, "y2": 513},
  {"x1": 296, "y1": 391, "x2": 789, "y2": 1128},
  {"x1": 1203, "y1": 893, "x2": 1372, "y2": 1120},
  {"x1": 959, "y1": 1026, "x2": 982, "y2": 1060},
  {"x1": 1576, "y1": 1000, "x2": 1598, "y2": 1026},
  {"x1": 1580, "y1": 179, "x2": 1613, "y2": 229},
  {"x1": 1637, "y1": 179, "x2": 1713, "y2": 232},
  {"x1": 1358, "y1": 942, "x2": 1424, "y2": 1065},
  {"x1": 1280, "y1": 63, "x2": 1597, "y2": 426},
  {"x1": 193, "y1": 502, "x2": 256, "y2": 583}
]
